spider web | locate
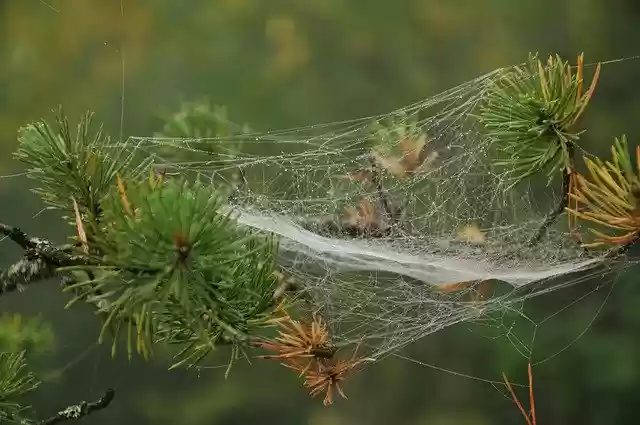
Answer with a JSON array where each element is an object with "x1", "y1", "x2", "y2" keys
[
  {"x1": 121, "y1": 63, "x2": 637, "y2": 362},
  {"x1": 11, "y1": 62, "x2": 634, "y2": 364}
]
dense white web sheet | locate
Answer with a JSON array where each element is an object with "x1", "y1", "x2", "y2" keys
[{"x1": 231, "y1": 209, "x2": 602, "y2": 286}]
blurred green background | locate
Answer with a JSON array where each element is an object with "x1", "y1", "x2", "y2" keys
[{"x1": 1, "y1": 1, "x2": 640, "y2": 423}]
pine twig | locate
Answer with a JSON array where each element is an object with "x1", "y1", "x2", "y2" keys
[
  {"x1": 36, "y1": 388, "x2": 114, "y2": 425},
  {"x1": 605, "y1": 233, "x2": 640, "y2": 259},
  {"x1": 528, "y1": 143, "x2": 575, "y2": 248},
  {"x1": 528, "y1": 169, "x2": 572, "y2": 247},
  {"x1": 1, "y1": 223, "x2": 91, "y2": 267},
  {"x1": 502, "y1": 362, "x2": 537, "y2": 425},
  {"x1": 0, "y1": 256, "x2": 58, "y2": 295},
  {"x1": 368, "y1": 156, "x2": 400, "y2": 226},
  {"x1": 0, "y1": 222, "x2": 91, "y2": 295},
  {"x1": 1, "y1": 223, "x2": 41, "y2": 250},
  {"x1": 0, "y1": 220, "x2": 167, "y2": 298}
]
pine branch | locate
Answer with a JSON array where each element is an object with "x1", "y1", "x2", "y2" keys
[
  {"x1": 527, "y1": 165, "x2": 573, "y2": 247},
  {"x1": 606, "y1": 233, "x2": 640, "y2": 259},
  {"x1": 0, "y1": 257, "x2": 57, "y2": 295},
  {"x1": 1, "y1": 223, "x2": 91, "y2": 266},
  {"x1": 0, "y1": 223, "x2": 36, "y2": 251},
  {"x1": 0, "y1": 220, "x2": 168, "y2": 298},
  {"x1": 368, "y1": 156, "x2": 398, "y2": 224},
  {"x1": 35, "y1": 389, "x2": 114, "y2": 425},
  {"x1": 0, "y1": 222, "x2": 92, "y2": 296}
]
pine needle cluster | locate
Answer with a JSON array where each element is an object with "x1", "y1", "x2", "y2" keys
[{"x1": 12, "y1": 108, "x2": 286, "y2": 371}]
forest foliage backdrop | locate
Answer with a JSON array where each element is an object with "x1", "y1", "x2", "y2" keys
[{"x1": 1, "y1": 1, "x2": 640, "y2": 424}]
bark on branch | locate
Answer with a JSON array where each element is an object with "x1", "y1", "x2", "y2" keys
[
  {"x1": 36, "y1": 388, "x2": 114, "y2": 425},
  {"x1": 0, "y1": 222, "x2": 92, "y2": 295}
]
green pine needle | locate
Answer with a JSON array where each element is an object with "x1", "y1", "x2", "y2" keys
[
  {"x1": 477, "y1": 53, "x2": 601, "y2": 186},
  {"x1": 61, "y1": 175, "x2": 280, "y2": 367},
  {"x1": 154, "y1": 99, "x2": 250, "y2": 165},
  {"x1": 370, "y1": 110, "x2": 422, "y2": 152},
  {"x1": 14, "y1": 107, "x2": 152, "y2": 219},
  {"x1": 0, "y1": 351, "x2": 39, "y2": 423}
]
